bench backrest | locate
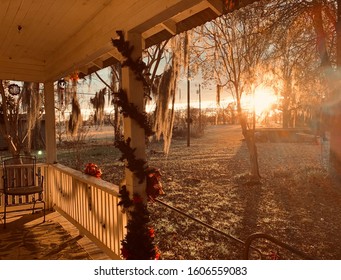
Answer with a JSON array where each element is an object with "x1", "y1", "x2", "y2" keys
[{"x1": 2, "y1": 156, "x2": 37, "y2": 191}]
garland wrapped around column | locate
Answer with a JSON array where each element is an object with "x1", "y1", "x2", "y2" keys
[
  {"x1": 112, "y1": 31, "x2": 163, "y2": 260},
  {"x1": 118, "y1": 187, "x2": 160, "y2": 260}
]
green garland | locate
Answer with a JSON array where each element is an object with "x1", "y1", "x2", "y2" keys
[
  {"x1": 112, "y1": 30, "x2": 154, "y2": 183},
  {"x1": 115, "y1": 89, "x2": 154, "y2": 137},
  {"x1": 112, "y1": 31, "x2": 151, "y2": 98},
  {"x1": 114, "y1": 136, "x2": 147, "y2": 183},
  {"x1": 112, "y1": 30, "x2": 160, "y2": 260},
  {"x1": 119, "y1": 190, "x2": 160, "y2": 260}
]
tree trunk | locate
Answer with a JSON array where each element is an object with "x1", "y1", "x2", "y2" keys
[
  {"x1": 329, "y1": 107, "x2": 341, "y2": 175},
  {"x1": 0, "y1": 81, "x2": 20, "y2": 156},
  {"x1": 328, "y1": 0, "x2": 341, "y2": 175},
  {"x1": 244, "y1": 128, "x2": 261, "y2": 181},
  {"x1": 237, "y1": 98, "x2": 261, "y2": 182},
  {"x1": 282, "y1": 108, "x2": 290, "y2": 128}
]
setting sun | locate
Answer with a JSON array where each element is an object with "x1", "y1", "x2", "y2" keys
[
  {"x1": 242, "y1": 87, "x2": 278, "y2": 116},
  {"x1": 254, "y1": 87, "x2": 278, "y2": 115}
]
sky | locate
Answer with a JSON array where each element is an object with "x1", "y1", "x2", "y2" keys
[{"x1": 76, "y1": 66, "x2": 234, "y2": 116}]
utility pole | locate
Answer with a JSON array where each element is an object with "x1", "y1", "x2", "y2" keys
[
  {"x1": 198, "y1": 84, "x2": 202, "y2": 132},
  {"x1": 187, "y1": 63, "x2": 191, "y2": 147}
]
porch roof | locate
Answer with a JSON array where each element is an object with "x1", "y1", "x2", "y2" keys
[{"x1": 0, "y1": 0, "x2": 257, "y2": 83}]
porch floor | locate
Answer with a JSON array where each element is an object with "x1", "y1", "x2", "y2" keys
[{"x1": 0, "y1": 210, "x2": 111, "y2": 260}]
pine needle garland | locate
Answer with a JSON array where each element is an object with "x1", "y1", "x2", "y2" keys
[
  {"x1": 111, "y1": 31, "x2": 162, "y2": 259},
  {"x1": 112, "y1": 31, "x2": 151, "y2": 98},
  {"x1": 119, "y1": 189, "x2": 160, "y2": 260},
  {"x1": 111, "y1": 31, "x2": 153, "y2": 181},
  {"x1": 115, "y1": 89, "x2": 154, "y2": 137},
  {"x1": 114, "y1": 136, "x2": 147, "y2": 183}
]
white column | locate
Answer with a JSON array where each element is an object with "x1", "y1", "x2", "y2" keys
[
  {"x1": 121, "y1": 32, "x2": 146, "y2": 199},
  {"x1": 44, "y1": 81, "x2": 57, "y2": 164}
]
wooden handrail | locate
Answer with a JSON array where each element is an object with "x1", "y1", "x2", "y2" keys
[{"x1": 47, "y1": 164, "x2": 126, "y2": 259}]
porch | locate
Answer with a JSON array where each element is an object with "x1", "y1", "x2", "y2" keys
[
  {"x1": 0, "y1": 210, "x2": 110, "y2": 260},
  {"x1": 0, "y1": 0, "x2": 253, "y2": 261},
  {"x1": 2, "y1": 0, "x2": 339, "y2": 261},
  {"x1": 0, "y1": 163, "x2": 125, "y2": 260}
]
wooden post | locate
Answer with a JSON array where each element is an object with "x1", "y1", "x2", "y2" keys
[
  {"x1": 121, "y1": 32, "x2": 146, "y2": 199},
  {"x1": 44, "y1": 81, "x2": 57, "y2": 164},
  {"x1": 187, "y1": 63, "x2": 191, "y2": 147}
]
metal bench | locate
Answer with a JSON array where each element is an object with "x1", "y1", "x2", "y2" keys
[{"x1": 1, "y1": 155, "x2": 45, "y2": 228}]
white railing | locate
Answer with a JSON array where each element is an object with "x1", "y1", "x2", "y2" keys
[
  {"x1": 1, "y1": 163, "x2": 126, "y2": 260},
  {"x1": 47, "y1": 163, "x2": 126, "y2": 259}
]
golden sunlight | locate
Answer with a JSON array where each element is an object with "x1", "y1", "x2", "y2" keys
[
  {"x1": 243, "y1": 87, "x2": 277, "y2": 116},
  {"x1": 254, "y1": 87, "x2": 277, "y2": 116}
]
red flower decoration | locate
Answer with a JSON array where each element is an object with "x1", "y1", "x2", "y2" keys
[
  {"x1": 149, "y1": 228, "x2": 155, "y2": 238},
  {"x1": 69, "y1": 72, "x2": 79, "y2": 81},
  {"x1": 154, "y1": 246, "x2": 160, "y2": 260},
  {"x1": 84, "y1": 163, "x2": 102, "y2": 178},
  {"x1": 145, "y1": 167, "x2": 165, "y2": 201}
]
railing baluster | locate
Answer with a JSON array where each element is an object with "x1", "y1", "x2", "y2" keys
[
  {"x1": 41, "y1": 163, "x2": 124, "y2": 259},
  {"x1": 0, "y1": 163, "x2": 124, "y2": 259}
]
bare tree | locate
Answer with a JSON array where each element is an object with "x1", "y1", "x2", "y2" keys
[
  {"x1": 21, "y1": 82, "x2": 44, "y2": 153},
  {"x1": 192, "y1": 4, "x2": 272, "y2": 181},
  {"x1": 266, "y1": 0, "x2": 341, "y2": 172},
  {"x1": 267, "y1": 6, "x2": 322, "y2": 128},
  {"x1": 0, "y1": 80, "x2": 43, "y2": 156}
]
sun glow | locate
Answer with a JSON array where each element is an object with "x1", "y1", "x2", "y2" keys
[{"x1": 243, "y1": 87, "x2": 278, "y2": 116}]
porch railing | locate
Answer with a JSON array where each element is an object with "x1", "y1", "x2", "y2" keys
[
  {"x1": 46, "y1": 163, "x2": 126, "y2": 259},
  {"x1": 1, "y1": 163, "x2": 126, "y2": 260}
]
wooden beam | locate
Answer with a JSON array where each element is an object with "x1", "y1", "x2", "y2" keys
[
  {"x1": 45, "y1": 0, "x2": 259, "y2": 82},
  {"x1": 131, "y1": 0, "x2": 203, "y2": 33},
  {"x1": 44, "y1": 81, "x2": 57, "y2": 164},
  {"x1": 142, "y1": 25, "x2": 165, "y2": 41},
  {"x1": 91, "y1": 59, "x2": 104, "y2": 68},
  {"x1": 161, "y1": 19, "x2": 177, "y2": 35},
  {"x1": 205, "y1": 0, "x2": 224, "y2": 15}
]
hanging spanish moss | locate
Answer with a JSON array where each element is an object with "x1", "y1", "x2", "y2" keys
[
  {"x1": 90, "y1": 88, "x2": 106, "y2": 126},
  {"x1": 153, "y1": 37, "x2": 180, "y2": 154},
  {"x1": 21, "y1": 82, "x2": 43, "y2": 153},
  {"x1": 154, "y1": 68, "x2": 171, "y2": 137},
  {"x1": 183, "y1": 31, "x2": 190, "y2": 71},
  {"x1": 216, "y1": 84, "x2": 221, "y2": 107},
  {"x1": 68, "y1": 79, "x2": 82, "y2": 136},
  {"x1": 153, "y1": 67, "x2": 177, "y2": 154},
  {"x1": 111, "y1": 63, "x2": 123, "y2": 139}
]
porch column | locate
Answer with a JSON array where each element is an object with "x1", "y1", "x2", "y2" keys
[
  {"x1": 44, "y1": 81, "x2": 57, "y2": 164},
  {"x1": 121, "y1": 32, "x2": 146, "y2": 199}
]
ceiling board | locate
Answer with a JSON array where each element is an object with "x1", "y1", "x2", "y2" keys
[{"x1": 0, "y1": 0, "x2": 259, "y2": 82}]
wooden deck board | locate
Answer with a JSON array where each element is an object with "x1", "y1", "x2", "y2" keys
[{"x1": 0, "y1": 210, "x2": 111, "y2": 260}]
